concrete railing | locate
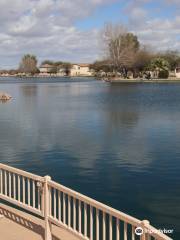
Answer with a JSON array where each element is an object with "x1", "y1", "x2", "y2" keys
[{"x1": 0, "y1": 163, "x2": 172, "y2": 240}]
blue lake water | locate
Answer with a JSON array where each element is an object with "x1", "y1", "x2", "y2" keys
[{"x1": 0, "y1": 77, "x2": 179, "y2": 239}]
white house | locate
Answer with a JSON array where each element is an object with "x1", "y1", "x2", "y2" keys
[
  {"x1": 175, "y1": 66, "x2": 180, "y2": 78},
  {"x1": 39, "y1": 64, "x2": 53, "y2": 75},
  {"x1": 70, "y1": 64, "x2": 93, "y2": 76},
  {"x1": 38, "y1": 63, "x2": 93, "y2": 77}
]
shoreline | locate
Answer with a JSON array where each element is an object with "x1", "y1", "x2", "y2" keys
[
  {"x1": 1, "y1": 75, "x2": 180, "y2": 83},
  {"x1": 0, "y1": 75, "x2": 94, "y2": 78},
  {"x1": 104, "y1": 78, "x2": 180, "y2": 83}
]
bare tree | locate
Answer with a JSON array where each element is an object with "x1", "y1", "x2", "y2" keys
[
  {"x1": 102, "y1": 23, "x2": 126, "y2": 69},
  {"x1": 19, "y1": 54, "x2": 39, "y2": 75},
  {"x1": 102, "y1": 23, "x2": 140, "y2": 77}
]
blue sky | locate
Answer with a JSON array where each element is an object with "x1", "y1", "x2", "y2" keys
[
  {"x1": 0, "y1": 0, "x2": 179, "y2": 68},
  {"x1": 76, "y1": 2, "x2": 127, "y2": 30},
  {"x1": 75, "y1": 0, "x2": 179, "y2": 29}
]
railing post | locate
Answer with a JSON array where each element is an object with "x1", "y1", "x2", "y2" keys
[
  {"x1": 44, "y1": 175, "x2": 52, "y2": 240},
  {"x1": 141, "y1": 220, "x2": 150, "y2": 240}
]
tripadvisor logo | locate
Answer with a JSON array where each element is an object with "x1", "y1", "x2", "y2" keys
[
  {"x1": 135, "y1": 227, "x2": 144, "y2": 236},
  {"x1": 135, "y1": 226, "x2": 174, "y2": 236}
]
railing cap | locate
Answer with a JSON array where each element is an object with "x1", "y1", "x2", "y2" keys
[
  {"x1": 44, "y1": 175, "x2": 51, "y2": 181},
  {"x1": 141, "y1": 220, "x2": 150, "y2": 226}
]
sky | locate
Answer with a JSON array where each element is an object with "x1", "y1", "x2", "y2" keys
[{"x1": 0, "y1": 0, "x2": 179, "y2": 68}]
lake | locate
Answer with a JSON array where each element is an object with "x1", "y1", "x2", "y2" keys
[{"x1": 0, "y1": 77, "x2": 179, "y2": 239}]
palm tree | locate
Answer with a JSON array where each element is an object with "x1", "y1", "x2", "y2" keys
[
  {"x1": 150, "y1": 57, "x2": 170, "y2": 71},
  {"x1": 149, "y1": 57, "x2": 170, "y2": 78}
]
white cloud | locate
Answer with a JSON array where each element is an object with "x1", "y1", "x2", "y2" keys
[
  {"x1": 165, "y1": 0, "x2": 180, "y2": 7},
  {"x1": 131, "y1": 16, "x2": 180, "y2": 50},
  {"x1": 124, "y1": 0, "x2": 180, "y2": 51},
  {"x1": 0, "y1": 0, "x2": 179, "y2": 68},
  {"x1": 0, "y1": 0, "x2": 111, "y2": 68}
]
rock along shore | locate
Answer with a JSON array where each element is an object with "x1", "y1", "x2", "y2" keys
[{"x1": 0, "y1": 92, "x2": 12, "y2": 101}]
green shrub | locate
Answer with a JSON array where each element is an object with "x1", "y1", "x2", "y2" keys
[{"x1": 158, "y1": 70, "x2": 169, "y2": 79}]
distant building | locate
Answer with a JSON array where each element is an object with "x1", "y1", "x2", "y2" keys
[
  {"x1": 175, "y1": 66, "x2": 180, "y2": 78},
  {"x1": 38, "y1": 63, "x2": 93, "y2": 77},
  {"x1": 39, "y1": 64, "x2": 53, "y2": 75},
  {"x1": 70, "y1": 64, "x2": 93, "y2": 76}
]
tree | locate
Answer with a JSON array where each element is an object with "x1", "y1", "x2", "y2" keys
[
  {"x1": 90, "y1": 60, "x2": 113, "y2": 73},
  {"x1": 19, "y1": 54, "x2": 38, "y2": 75},
  {"x1": 62, "y1": 62, "x2": 72, "y2": 76},
  {"x1": 149, "y1": 57, "x2": 170, "y2": 79},
  {"x1": 41, "y1": 60, "x2": 64, "y2": 67},
  {"x1": 41, "y1": 60, "x2": 54, "y2": 65},
  {"x1": 54, "y1": 61, "x2": 63, "y2": 66},
  {"x1": 102, "y1": 23, "x2": 140, "y2": 77},
  {"x1": 149, "y1": 57, "x2": 170, "y2": 71},
  {"x1": 133, "y1": 49, "x2": 153, "y2": 71},
  {"x1": 160, "y1": 51, "x2": 180, "y2": 71},
  {"x1": 120, "y1": 33, "x2": 139, "y2": 52}
]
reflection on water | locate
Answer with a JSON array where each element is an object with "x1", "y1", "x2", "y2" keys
[
  {"x1": 0, "y1": 100, "x2": 11, "y2": 104},
  {"x1": 21, "y1": 85, "x2": 38, "y2": 97},
  {"x1": 0, "y1": 78, "x2": 180, "y2": 239}
]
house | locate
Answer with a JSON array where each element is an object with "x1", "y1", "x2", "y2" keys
[
  {"x1": 38, "y1": 63, "x2": 94, "y2": 77},
  {"x1": 175, "y1": 65, "x2": 180, "y2": 78},
  {"x1": 39, "y1": 64, "x2": 53, "y2": 75},
  {"x1": 70, "y1": 64, "x2": 93, "y2": 76}
]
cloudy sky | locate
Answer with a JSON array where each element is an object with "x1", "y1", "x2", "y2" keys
[{"x1": 0, "y1": 0, "x2": 179, "y2": 68}]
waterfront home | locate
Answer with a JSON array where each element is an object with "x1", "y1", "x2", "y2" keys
[
  {"x1": 38, "y1": 63, "x2": 93, "y2": 77},
  {"x1": 70, "y1": 64, "x2": 93, "y2": 76},
  {"x1": 175, "y1": 65, "x2": 180, "y2": 78},
  {"x1": 39, "y1": 64, "x2": 54, "y2": 75}
]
